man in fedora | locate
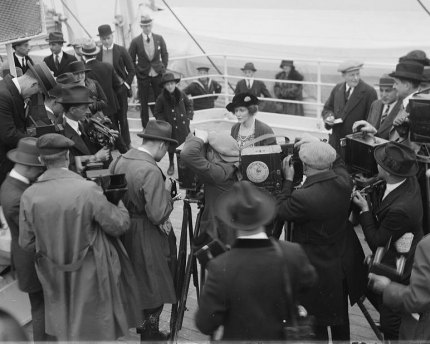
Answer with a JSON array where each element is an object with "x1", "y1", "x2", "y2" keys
[
  {"x1": 43, "y1": 32, "x2": 77, "y2": 77},
  {"x1": 0, "y1": 137, "x2": 47, "y2": 341},
  {"x1": 353, "y1": 141, "x2": 423, "y2": 340},
  {"x1": 0, "y1": 62, "x2": 56, "y2": 186},
  {"x1": 234, "y1": 62, "x2": 271, "y2": 99},
  {"x1": 129, "y1": 15, "x2": 169, "y2": 128},
  {"x1": 183, "y1": 66, "x2": 222, "y2": 110},
  {"x1": 278, "y1": 136, "x2": 367, "y2": 342},
  {"x1": 96, "y1": 24, "x2": 135, "y2": 148},
  {"x1": 352, "y1": 74, "x2": 402, "y2": 140},
  {"x1": 110, "y1": 120, "x2": 178, "y2": 340},
  {"x1": 12, "y1": 39, "x2": 33, "y2": 75},
  {"x1": 19, "y1": 133, "x2": 138, "y2": 341},
  {"x1": 58, "y1": 84, "x2": 111, "y2": 172},
  {"x1": 196, "y1": 181, "x2": 316, "y2": 340},
  {"x1": 180, "y1": 130, "x2": 240, "y2": 245},
  {"x1": 322, "y1": 60, "x2": 377, "y2": 153}
]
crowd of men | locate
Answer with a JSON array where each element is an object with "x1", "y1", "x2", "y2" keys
[{"x1": 1, "y1": 12, "x2": 430, "y2": 343}]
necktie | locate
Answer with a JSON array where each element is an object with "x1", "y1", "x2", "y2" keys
[
  {"x1": 146, "y1": 35, "x2": 150, "y2": 43},
  {"x1": 21, "y1": 58, "x2": 25, "y2": 68},
  {"x1": 380, "y1": 104, "x2": 391, "y2": 125},
  {"x1": 345, "y1": 87, "x2": 351, "y2": 102},
  {"x1": 247, "y1": 80, "x2": 251, "y2": 88},
  {"x1": 55, "y1": 54, "x2": 60, "y2": 69}
]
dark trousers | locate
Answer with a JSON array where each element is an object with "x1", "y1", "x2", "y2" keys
[
  {"x1": 28, "y1": 290, "x2": 54, "y2": 341},
  {"x1": 114, "y1": 84, "x2": 131, "y2": 146},
  {"x1": 138, "y1": 75, "x2": 162, "y2": 128}
]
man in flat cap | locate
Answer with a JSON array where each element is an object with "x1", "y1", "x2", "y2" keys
[
  {"x1": 322, "y1": 60, "x2": 377, "y2": 153},
  {"x1": 129, "y1": 15, "x2": 169, "y2": 128},
  {"x1": 19, "y1": 133, "x2": 139, "y2": 341},
  {"x1": 12, "y1": 39, "x2": 33, "y2": 74},
  {"x1": 0, "y1": 62, "x2": 56, "y2": 186},
  {"x1": 0, "y1": 137, "x2": 47, "y2": 341},
  {"x1": 277, "y1": 135, "x2": 367, "y2": 342},
  {"x1": 96, "y1": 24, "x2": 135, "y2": 148},
  {"x1": 43, "y1": 32, "x2": 77, "y2": 77},
  {"x1": 183, "y1": 66, "x2": 222, "y2": 110}
]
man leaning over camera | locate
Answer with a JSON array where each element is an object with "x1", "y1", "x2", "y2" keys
[
  {"x1": 352, "y1": 141, "x2": 423, "y2": 340},
  {"x1": 276, "y1": 135, "x2": 367, "y2": 343},
  {"x1": 180, "y1": 129, "x2": 240, "y2": 246}
]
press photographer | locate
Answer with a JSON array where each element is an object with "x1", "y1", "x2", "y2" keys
[
  {"x1": 276, "y1": 135, "x2": 366, "y2": 342},
  {"x1": 352, "y1": 141, "x2": 424, "y2": 340}
]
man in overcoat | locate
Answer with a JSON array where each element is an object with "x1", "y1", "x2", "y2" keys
[
  {"x1": 195, "y1": 181, "x2": 316, "y2": 340},
  {"x1": 43, "y1": 32, "x2": 77, "y2": 77},
  {"x1": 322, "y1": 61, "x2": 377, "y2": 153},
  {"x1": 353, "y1": 141, "x2": 423, "y2": 340},
  {"x1": 129, "y1": 15, "x2": 168, "y2": 128},
  {"x1": 97, "y1": 24, "x2": 135, "y2": 148},
  {"x1": 110, "y1": 120, "x2": 178, "y2": 340},
  {"x1": 277, "y1": 136, "x2": 367, "y2": 342},
  {"x1": 19, "y1": 133, "x2": 138, "y2": 341},
  {"x1": 0, "y1": 137, "x2": 46, "y2": 340}
]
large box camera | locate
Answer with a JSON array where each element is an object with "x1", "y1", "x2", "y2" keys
[
  {"x1": 409, "y1": 97, "x2": 430, "y2": 144},
  {"x1": 85, "y1": 169, "x2": 128, "y2": 205},
  {"x1": 176, "y1": 143, "x2": 199, "y2": 191}
]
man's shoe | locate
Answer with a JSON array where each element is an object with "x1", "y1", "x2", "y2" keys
[{"x1": 167, "y1": 164, "x2": 174, "y2": 176}]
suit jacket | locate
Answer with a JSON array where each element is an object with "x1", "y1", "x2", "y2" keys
[
  {"x1": 367, "y1": 99, "x2": 402, "y2": 140},
  {"x1": 277, "y1": 157, "x2": 367, "y2": 325},
  {"x1": 195, "y1": 238, "x2": 316, "y2": 340},
  {"x1": 234, "y1": 79, "x2": 271, "y2": 98},
  {"x1": 0, "y1": 76, "x2": 28, "y2": 186},
  {"x1": 129, "y1": 33, "x2": 168, "y2": 80},
  {"x1": 85, "y1": 59, "x2": 121, "y2": 115},
  {"x1": 0, "y1": 175, "x2": 42, "y2": 293},
  {"x1": 383, "y1": 234, "x2": 430, "y2": 342},
  {"x1": 322, "y1": 79, "x2": 377, "y2": 152},
  {"x1": 13, "y1": 53, "x2": 33, "y2": 74},
  {"x1": 43, "y1": 51, "x2": 77, "y2": 77},
  {"x1": 360, "y1": 177, "x2": 424, "y2": 283},
  {"x1": 96, "y1": 44, "x2": 135, "y2": 86}
]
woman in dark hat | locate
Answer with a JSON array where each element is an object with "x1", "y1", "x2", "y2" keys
[
  {"x1": 153, "y1": 72, "x2": 193, "y2": 175},
  {"x1": 227, "y1": 92, "x2": 276, "y2": 148},
  {"x1": 274, "y1": 60, "x2": 304, "y2": 116}
]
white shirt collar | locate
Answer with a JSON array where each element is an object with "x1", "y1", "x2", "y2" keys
[
  {"x1": 137, "y1": 146, "x2": 153, "y2": 157},
  {"x1": 142, "y1": 32, "x2": 153, "y2": 39},
  {"x1": 11, "y1": 78, "x2": 21, "y2": 95},
  {"x1": 9, "y1": 168, "x2": 30, "y2": 185},
  {"x1": 383, "y1": 179, "x2": 406, "y2": 200},
  {"x1": 103, "y1": 43, "x2": 114, "y2": 51},
  {"x1": 65, "y1": 116, "x2": 81, "y2": 135},
  {"x1": 238, "y1": 232, "x2": 268, "y2": 240},
  {"x1": 84, "y1": 57, "x2": 96, "y2": 63},
  {"x1": 402, "y1": 92, "x2": 417, "y2": 109}
]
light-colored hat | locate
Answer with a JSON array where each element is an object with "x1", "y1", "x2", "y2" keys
[
  {"x1": 337, "y1": 60, "x2": 364, "y2": 73},
  {"x1": 299, "y1": 141, "x2": 336, "y2": 169},
  {"x1": 208, "y1": 131, "x2": 240, "y2": 163}
]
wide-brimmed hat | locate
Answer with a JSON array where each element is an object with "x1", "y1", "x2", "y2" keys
[
  {"x1": 12, "y1": 39, "x2": 30, "y2": 48},
  {"x1": 97, "y1": 24, "x2": 114, "y2": 37},
  {"x1": 241, "y1": 62, "x2": 257, "y2": 72},
  {"x1": 280, "y1": 60, "x2": 294, "y2": 68},
  {"x1": 226, "y1": 92, "x2": 259, "y2": 113},
  {"x1": 78, "y1": 40, "x2": 100, "y2": 56},
  {"x1": 46, "y1": 31, "x2": 66, "y2": 44},
  {"x1": 399, "y1": 50, "x2": 430, "y2": 66},
  {"x1": 337, "y1": 60, "x2": 364, "y2": 73},
  {"x1": 159, "y1": 72, "x2": 180, "y2": 87},
  {"x1": 67, "y1": 60, "x2": 91, "y2": 74},
  {"x1": 216, "y1": 181, "x2": 276, "y2": 230},
  {"x1": 48, "y1": 73, "x2": 80, "y2": 98},
  {"x1": 375, "y1": 74, "x2": 395, "y2": 87},
  {"x1": 7, "y1": 137, "x2": 43, "y2": 167},
  {"x1": 389, "y1": 61, "x2": 424, "y2": 82},
  {"x1": 56, "y1": 85, "x2": 92, "y2": 105},
  {"x1": 140, "y1": 15, "x2": 153, "y2": 25},
  {"x1": 299, "y1": 141, "x2": 336, "y2": 170},
  {"x1": 27, "y1": 62, "x2": 57, "y2": 96},
  {"x1": 37, "y1": 133, "x2": 75, "y2": 156},
  {"x1": 208, "y1": 131, "x2": 240, "y2": 163},
  {"x1": 197, "y1": 66, "x2": 210, "y2": 72},
  {"x1": 374, "y1": 141, "x2": 418, "y2": 177},
  {"x1": 137, "y1": 120, "x2": 178, "y2": 144}
]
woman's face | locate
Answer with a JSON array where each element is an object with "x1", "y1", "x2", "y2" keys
[
  {"x1": 234, "y1": 106, "x2": 252, "y2": 124},
  {"x1": 282, "y1": 65, "x2": 292, "y2": 74},
  {"x1": 164, "y1": 81, "x2": 176, "y2": 93},
  {"x1": 75, "y1": 72, "x2": 85, "y2": 83}
]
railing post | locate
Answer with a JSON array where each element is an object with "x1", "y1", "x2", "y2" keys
[
  {"x1": 316, "y1": 59, "x2": 322, "y2": 118},
  {"x1": 223, "y1": 55, "x2": 229, "y2": 106}
]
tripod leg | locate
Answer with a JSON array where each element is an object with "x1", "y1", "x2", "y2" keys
[{"x1": 357, "y1": 296, "x2": 384, "y2": 341}]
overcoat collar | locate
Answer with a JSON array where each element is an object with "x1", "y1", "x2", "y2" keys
[
  {"x1": 301, "y1": 170, "x2": 337, "y2": 188},
  {"x1": 122, "y1": 148, "x2": 157, "y2": 165},
  {"x1": 63, "y1": 122, "x2": 92, "y2": 155},
  {"x1": 4, "y1": 75, "x2": 25, "y2": 121},
  {"x1": 233, "y1": 238, "x2": 273, "y2": 249},
  {"x1": 378, "y1": 100, "x2": 402, "y2": 135},
  {"x1": 36, "y1": 168, "x2": 82, "y2": 183},
  {"x1": 377, "y1": 177, "x2": 413, "y2": 215},
  {"x1": 338, "y1": 79, "x2": 367, "y2": 121}
]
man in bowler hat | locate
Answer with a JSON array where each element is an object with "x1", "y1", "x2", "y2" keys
[
  {"x1": 0, "y1": 137, "x2": 48, "y2": 341},
  {"x1": 195, "y1": 181, "x2": 316, "y2": 340},
  {"x1": 129, "y1": 15, "x2": 169, "y2": 128},
  {"x1": 43, "y1": 32, "x2": 77, "y2": 77}
]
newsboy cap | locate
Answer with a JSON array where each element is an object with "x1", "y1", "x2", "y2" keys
[
  {"x1": 299, "y1": 141, "x2": 336, "y2": 169},
  {"x1": 337, "y1": 60, "x2": 364, "y2": 73},
  {"x1": 375, "y1": 74, "x2": 395, "y2": 87},
  {"x1": 37, "y1": 133, "x2": 75, "y2": 156}
]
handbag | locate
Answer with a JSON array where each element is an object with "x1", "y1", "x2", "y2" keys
[{"x1": 271, "y1": 238, "x2": 315, "y2": 341}]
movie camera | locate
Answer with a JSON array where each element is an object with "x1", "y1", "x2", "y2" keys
[{"x1": 85, "y1": 116, "x2": 117, "y2": 149}]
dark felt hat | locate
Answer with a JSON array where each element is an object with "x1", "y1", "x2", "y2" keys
[
  {"x1": 399, "y1": 50, "x2": 430, "y2": 66},
  {"x1": 97, "y1": 24, "x2": 114, "y2": 37},
  {"x1": 137, "y1": 120, "x2": 178, "y2": 144},
  {"x1": 375, "y1": 74, "x2": 395, "y2": 87},
  {"x1": 159, "y1": 72, "x2": 180, "y2": 87},
  {"x1": 12, "y1": 39, "x2": 30, "y2": 48},
  {"x1": 280, "y1": 60, "x2": 294, "y2": 68},
  {"x1": 67, "y1": 61, "x2": 91, "y2": 74},
  {"x1": 37, "y1": 133, "x2": 75, "y2": 156},
  {"x1": 140, "y1": 15, "x2": 153, "y2": 25},
  {"x1": 56, "y1": 85, "x2": 92, "y2": 105},
  {"x1": 374, "y1": 141, "x2": 418, "y2": 177},
  {"x1": 46, "y1": 31, "x2": 66, "y2": 43},
  {"x1": 423, "y1": 66, "x2": 430, "y2": 82},
  {"x1": 7, "y1": 137, "x2": 43, "y2": 167},
  {"x1": 226, "y1": 92, "x2": 259, "y2": 113},
  {"x1": 78, "y1": 40, "x2": 100, "y2": 56},
  {"x1": 27, "y1": 62, "x2": 57, "y2": 96},
  {"x1": 241, "y1": 62, "x2": 257, "y2": 72},
  {"x1": 48, "y1": 73, "x2": 80, "y2": 98},
  {"x1": 216, "y1": 181, "x2": 276, "y2": 230},
  {"x1": 389, "y1": 61, "x2": 424, "y2": 82},
  {"x1": 197, "y1": 66, "x2": 210, "y2": 72}
]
